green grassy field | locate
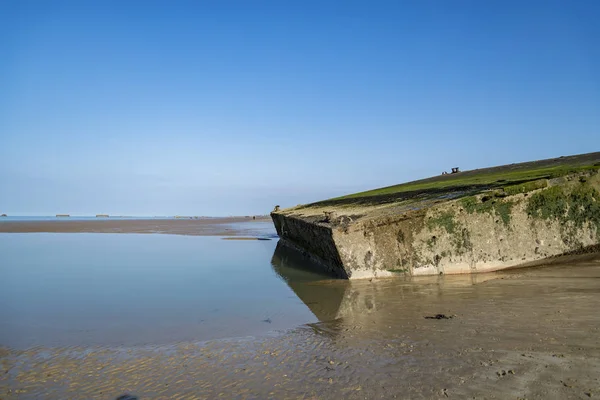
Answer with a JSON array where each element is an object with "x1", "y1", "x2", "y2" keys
[{"x1": 305, "y1": 152, "x2": 600, "y2": 208}]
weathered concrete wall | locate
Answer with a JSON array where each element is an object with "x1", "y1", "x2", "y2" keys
[{"x1": 272, "y1": 171, "x2": 600, "y2": 279}]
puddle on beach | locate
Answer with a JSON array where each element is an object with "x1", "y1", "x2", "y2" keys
[
  {"x1": 1, "y1": 230, "x2": 600, "y2": 399},
  {"x1": 0, "y1": 230, "x2": 322, "y2": 349}
]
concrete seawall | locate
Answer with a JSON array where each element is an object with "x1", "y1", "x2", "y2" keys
[{"x1": 272, "y1": 163, "x2": 600, "y2": 279}]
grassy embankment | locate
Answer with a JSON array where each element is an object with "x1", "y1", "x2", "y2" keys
[{"x1": 303, "y1": 152, "x2": 600, "y2": 209}]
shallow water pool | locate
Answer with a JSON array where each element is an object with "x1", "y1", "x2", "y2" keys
[{"x1": 0, "y1": 232, "x2": 330, "y2": 349}]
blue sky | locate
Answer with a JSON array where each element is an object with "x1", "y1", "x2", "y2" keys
[{"x1": 1, "y1": 0, "x2": 599, "y2": 216}]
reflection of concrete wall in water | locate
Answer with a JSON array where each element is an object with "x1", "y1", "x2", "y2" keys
[
  {"x1": 271, "y1": 241, "x2": 347, "y2": 322},
  {"x1": 272, "y1": 238, "x2": 504, "y2": 326}
]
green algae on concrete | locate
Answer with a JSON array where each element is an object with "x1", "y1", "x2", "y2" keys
[
  {"x1": 460, "y1": 195, "x2": 515, "y2": 227},
  {"x1": 527, "y1": 183, "x2": 600, "y2": 240},
  {"x1": 426, "y1": 211, "x2": 458, "y2": 234}
]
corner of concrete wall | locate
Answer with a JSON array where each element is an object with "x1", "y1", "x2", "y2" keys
[{"x1": 270, "y1": 212, "x2": 348, "y2": 278}]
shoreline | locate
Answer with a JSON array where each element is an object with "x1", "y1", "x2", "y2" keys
[{"x1": 0, "y1": 216, "x2": 273, "y2": 236}]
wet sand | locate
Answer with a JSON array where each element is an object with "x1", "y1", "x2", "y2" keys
[
  {"x1": 2, "y1": 258, "x2": 599, "y2": 399},
  {"x1": 0, "y1": 217, "x2": 271, "y2": 236}
]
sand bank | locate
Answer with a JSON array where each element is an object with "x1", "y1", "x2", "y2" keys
[{"x1": 0, "y1": 217, "x2": 272, "y2": 236}]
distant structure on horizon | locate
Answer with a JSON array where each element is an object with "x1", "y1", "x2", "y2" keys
[
  {"x1": 1, "y1": 214, "x2": 7, "y2": 217},
  {"x1": 441, "y1": 167, "x2": 461, "y2": 175},
  {"x1": 56, "y1": 214, "x2": 70, "y2": 217},
  {"x1": 96, "y1": 214, "x2": 109, "y2": 218}
]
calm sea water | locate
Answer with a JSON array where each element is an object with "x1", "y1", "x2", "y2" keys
[{"x1": 0, "y1": 232, "x2": 332, "y2": 349}]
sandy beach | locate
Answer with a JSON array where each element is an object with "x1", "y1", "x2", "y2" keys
[
  {"x1": 2, "y1": 258, "x2": 599, "y2": 399},
  {"x1": 0, "y1": 217, "x2": 272, "y2": 236}
]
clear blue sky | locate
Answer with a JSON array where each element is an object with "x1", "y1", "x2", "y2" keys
[{"x1": 1, "y1": 0, "x2": 599, "y2": 216}]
